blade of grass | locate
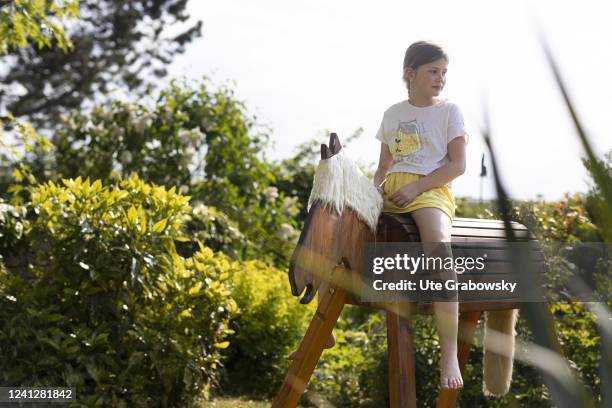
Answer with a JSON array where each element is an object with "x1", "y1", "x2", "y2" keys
[
  {"x1": 534, "y1": 24, "x2": 612, "y2": 242},
  {"x1": 481, "y1": 98, "x2": 594, "y2": 407},
  {"x1": 534, "y1": 22, "x2": 612, "y2": 406}
]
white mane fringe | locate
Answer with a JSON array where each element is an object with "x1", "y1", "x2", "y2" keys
[{"x1": 307, "y1": 150, "x2": 383, "y2": 232}]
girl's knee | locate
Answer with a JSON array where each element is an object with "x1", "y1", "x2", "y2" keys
[{"x1": 411, "y1": 208, "x2": 452, "y2": 242}]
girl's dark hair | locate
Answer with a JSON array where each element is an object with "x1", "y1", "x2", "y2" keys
[{"x1": 402, "y1": 40, "x2": 448, "y2": 91}]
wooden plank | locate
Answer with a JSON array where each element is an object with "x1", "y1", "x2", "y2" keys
[
  {"x1": 383, "y1": 214, "x2": 529, "y2": 230},
  {"x1": 455, "y1": 217, "x2": 522, "y2": 223},
  {"x1": 347, "y1": 299, "x2": 519, "y2": 313},
  {"x1": 450, "y1": 236, "x2": 537, "y2": 243},
  {"x1": 454, "y1": 219, "x2": 527, "y2": 228},
  {"x1": 387, "y1": 306, "x2": 417, "y2": 408},
  {"x1": 373, "y1": 245, "x2": 544, "y2": 262},
  {"x1": 451, "y1": 247, "x2": 544, "y2": 261},
  {"x1": 417, "y1": 301, "x2": 518, "y2": 314},
  {"x1": 456, "y1": 261, "x2": 545, "y2": 273},
  {"x1": 450, "y1": 227, "x2": 532, "y2": 239},
  {"x1": 271, "y1": 285, "x2": 347, "y2": 408},
  {"x1": 379, "y1": 223, "x2": 535, "y2": 240}
]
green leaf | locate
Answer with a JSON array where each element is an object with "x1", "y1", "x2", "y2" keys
[
  {"x1": 151, "y1": 218, "x2": 168, "y2": 233},
  {"x1": 213, "y1": 341, "x2": 230, "y2": 349},
  {"x1": 85, "y1": 362, "x2": 101, "y2": 382},
  {"x1": 138, "y1": 206, "x2": 147, "y2": 235},
  {"x1": 188, "y1": 282, "x2": 203, "y2": 296},
  {"x1": 127, "y1": 206, "x2": 137, "y2": 225},
  {"x1": 93, "y1": 333, "x2": 109, "y2": 346},
  {"x1": 40, "y1": 337, "x2": 62, "y2": 352},
  {"x1": 92, "y1": 179, "x2": 102, "y2": 193}
]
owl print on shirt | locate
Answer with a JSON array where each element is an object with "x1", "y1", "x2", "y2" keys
[{"x1": 392, "y1": 120, "x2": 427, "y2": 166}]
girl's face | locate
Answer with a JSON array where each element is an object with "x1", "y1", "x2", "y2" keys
[{"x1": 405, "y1": 57, "x2": 448, "y2": 98}]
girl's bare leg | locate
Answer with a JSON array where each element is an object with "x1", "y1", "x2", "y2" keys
[{"x1": 410, "y1": 207, "x2": 463, "y2": 390}]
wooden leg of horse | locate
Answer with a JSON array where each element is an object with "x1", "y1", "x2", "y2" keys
[
  {"x1": 436, "y1": 311, "x2": 481, "y2": 408},
  {"x1": 387, "y1": 303, "x2": 416, "y2": 408},
  {"x1": 272, "y1": 285, "x2": 347, "y2": 408}
]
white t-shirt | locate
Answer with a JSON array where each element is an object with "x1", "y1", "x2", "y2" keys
[{"x1": 376, "y1": 98, "x2": 469, "y2": 182}]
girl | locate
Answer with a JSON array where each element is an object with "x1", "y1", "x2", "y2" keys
[{"x1": 373, "y1": 40, "x2": 469, "y2": 390}]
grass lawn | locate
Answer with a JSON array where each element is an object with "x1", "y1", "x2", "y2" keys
[
  {"x1": 201, "y1": 397, "x2": 271, "y2": 407},
  {"x1": 201, "y1": 396, "x2": 312, "y2": 407}
]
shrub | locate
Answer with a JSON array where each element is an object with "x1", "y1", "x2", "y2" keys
[
  {"x1": 181, "y1": 203, "x2": 248, "y2": 260},
  {"x1": 0, "y1": 174, "x2": 237, "y2": 407},
  {"x1": 0, "y1": 198, "x2": 27, "y2": 257},
  {"x1": 307, "y1": 307, "x2": 388, "y2": 408},
  {"x1": 219, "y1": 260, "x2": 315, "y2": 397}
]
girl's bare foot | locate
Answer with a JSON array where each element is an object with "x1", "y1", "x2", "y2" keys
[
  {"x1": 287, "y1": 332, "x2": 336, "y2": 360},
  {"x1": 440, "y1": 351, "x2": 463, "y2": 389}
]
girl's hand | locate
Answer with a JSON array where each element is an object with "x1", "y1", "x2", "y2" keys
[{"x1": 389, "y1": 182, "x2": 422, "y2": 208}]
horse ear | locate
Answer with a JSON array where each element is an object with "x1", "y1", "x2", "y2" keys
[
  {"x1": 329, "y1": 132, "x2": 343, "y2": 155},
  {"x1": 321, "y1": 143, "x2": 332, "y2": 159}
]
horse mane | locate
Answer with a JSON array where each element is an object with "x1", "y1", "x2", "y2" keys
[{"x1": 307, "y1": 149, "x2": 383, "y2": 232}]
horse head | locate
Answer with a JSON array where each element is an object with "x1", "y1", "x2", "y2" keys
[{"x1": 288, "y1": 133, "x2": 383, "y2": 304}]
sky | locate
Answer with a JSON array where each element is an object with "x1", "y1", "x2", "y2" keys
[{"x1": 166, "y1": 0, "x2": 612, "y2": 201}]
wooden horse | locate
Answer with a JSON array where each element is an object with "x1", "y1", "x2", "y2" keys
[{"x1": 274, "y1": 133, "x2": 523, "y2": 407}]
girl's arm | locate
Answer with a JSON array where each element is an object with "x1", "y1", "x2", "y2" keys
[
  {"x1": 415, "y1": 137, "x2": 467, "y2": 193},
  {"x1": 373, "y1": 143, "x2": 393, "y2": 192}
]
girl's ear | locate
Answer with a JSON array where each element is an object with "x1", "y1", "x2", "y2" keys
[
  {"x1": 402, "y1": 67, "x2": 412, "y2": 84},
  {"x1": 404, "y1": 66, "x2": 415, "y2": 81}
]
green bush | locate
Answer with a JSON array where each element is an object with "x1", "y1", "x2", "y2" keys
[
  {"x1": 219, "y1": 260, "x2": 315, "y2": 397},
  {"x1": 0, "y1": 198, "x2": 27, "y2": 257},
  {"x1": 307, "y1": 307, "x2": 388, "y2": 408},
  {"x1": 182, "y1": 203, "x2": 248, "y2": 260},
  {"x1": 0, "y1": 174, "x2": 237, "y2": 407},
  {"x1": 551, "y1": 302, "x2": 602, "y2": 401}
]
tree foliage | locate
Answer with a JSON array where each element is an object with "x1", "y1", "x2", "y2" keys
[
  {"x1": 1, "y1": 78, "x2": 302, "y2": 268},
  {"x1": 582, "y1": 150, "x2": 612, "y2": 242},
  {"x1": 0, "y1": 0, "x2": 202, "y2": 127},
  {"x1": 0, "y1": 0, "x2": 78, "y2": 54}
]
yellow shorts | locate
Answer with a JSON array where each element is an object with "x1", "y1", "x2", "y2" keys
[{"x1": 382, "y1": 172, "x2": 456, "y2": 223}]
